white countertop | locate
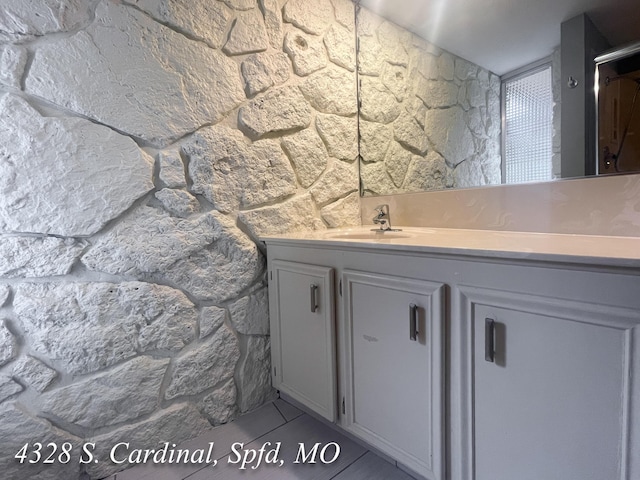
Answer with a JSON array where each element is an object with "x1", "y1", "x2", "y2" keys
[{"x1": 261, "y1": 226, "x2": 640, "y2": 269}]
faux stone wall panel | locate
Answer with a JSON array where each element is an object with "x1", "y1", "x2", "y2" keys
[
  {"x1": 315, "y1": 113, "x2": 358, "y2": 161},
  {"x1": 0, "y1": 237, "x2": 83, "y2": 278},
  {"x1": 14, "y1": 282, "x2": 197, "y2": 375},
  {"x1": 200, "y1": 306, "x2": 227, "y2": 339},
  {"x1": 300, "y1": 68, "x2": 357, "y2": 116},
  {"x1": 0, "y1": 403, "x2": 83, "y2": 480},
  {"x1": 0, "y1": 0, "x2": 90, "y2": 43},
  {"x1": 229, "y1": 288, "x2": 269, "y2": 335},
  {"x1": 127, "y1": 0, "x2": 233, "y2": 49},
  {"x1": 359, "y1": 77, "x2": 401, "y2": 123},
  {"x1": 238, "y1": 194, "x2": 326, "y2": 238},
  {"x1": 0, "y1": 285, "x2": 9, "y2": 307},
  {"x1": 157, "y1": 149, "x2": 187, "y2": 188},
  {"x1": 12, "y1": 356, "x2": 57, "y2": 393},
  {"x1": 224, "y1": 9, "x2": 270, "y2": 55},
  {"x1": 185, "y1": 124, "x2": 297, "y2": 212},
  {"x1": 360, "y1": 120, "x2": 391, "y2": 163},
  {"x1": 238, "y1": 86, "x2": 312, "y2": 138},
  {"x1": 283, "y1": 0, "x2": 334, "y2": 35},
  {"x1": 331, "y1": 0, "x2": 355, "y2": 30},
  {"x1": 284, "y1": 29, "x2": 328, "y2": 76},
  {"x1": 381, "y1": 63, "x2": 407, "y2": 101},
  {"x1": 281, "y1": 128, "x2": 329, "y2": 188},
  {"x1": 424, "y1": 106, "x2": 475, "y2": 167},
  {"x1": 0, "y1": 94, "x2": 154, "y2": 237},
  {"x1": 320, "y1": 192, "x2": 361, "y2": 228},
  {"x1": 25, "y1": 1, "x2": 245, "y2": 147},
  {"x1": 165, "y1": 324, "x2": 240, "y2": 399},
  {"x1": 0, "y1": 45, "x2": 27, "y2": 88},
  {"x1": 40, "y1": 357, "x2": 170, "y2": 428},
  {"x1": 259, "y1": 0, "x2": 284, "y2": 49},
  {"x1": 394, "y1": 111, "x2": 428, "y2": 155},
  {"x1": 403, "y1": 152, "x2": 451, "y2": 192},
  {"x1": 155, "y1": 189, "x2": 200, "y2": 218},
  {"x1": 385, "y1": 141, "x2": 414, "y2": 187},
  {"x1": 360, "y1": 161, "x2": 397, "y2": 196},
  {"x1": 310, "y1": 160, "x2": 359, "y2": 206},
  {"x1": 86, "y1": 403, "x2": 211, "y2": 479},
  {"x1": 0, "y1": 375, "x2": 23, "y2": 403},
  {"x1": 241, "y1": 52, "x2": 290, "y2": 97},
  {"x1": 324, "y1": 23, "x2": 356, "y2": 71},
  {"x1": 0, "y1": 320, "x2": 16, "y2": 367},
  {"x1": 237, "y1": 335, "x2": 273, "y2": 412},
  {"x1": 200, "y1": 378, "x2": 237, "y2": 425}
]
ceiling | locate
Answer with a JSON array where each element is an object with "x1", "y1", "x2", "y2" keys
[{"x1": 358, "y1": 0, "x2": 640, "y2": 75}]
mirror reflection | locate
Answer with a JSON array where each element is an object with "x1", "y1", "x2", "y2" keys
[{"x1": 356, "y1": 0, "x2": 640, "y2": 196}]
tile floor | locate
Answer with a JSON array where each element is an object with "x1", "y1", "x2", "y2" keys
[{"x1": 105, "y1": 398, "x2": 416, "y2": 480}]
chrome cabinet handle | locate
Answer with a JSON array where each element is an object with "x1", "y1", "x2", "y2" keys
[
  {"x1": 310, "y1": 284, "x2": 318, "y2": 313},
  {"x1": 485, "y1": 318, "x2": 495, "y2": 363},
  {"x1": 409, "y1": 303, "x2": 418, "y2": 341}
]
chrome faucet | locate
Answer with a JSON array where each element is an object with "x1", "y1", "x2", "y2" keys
[{"x1": 371, "y1": 204, "x2": 400, "y2": 232}]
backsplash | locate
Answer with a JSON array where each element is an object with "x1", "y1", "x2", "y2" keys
[{"x1": 361, "y1": 173, "x2": 640, "y2": 237}]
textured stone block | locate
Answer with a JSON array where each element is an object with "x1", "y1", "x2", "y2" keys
[
  {"x1": 201, "y1": 378, "x2": 237, "y2": 425},
  {"x1": 0, "y1": 0, "x2": 90, "y2": 43},
  {"x1": 185, "y1": 124, "x2": 297, "y2": 212},
  {"x1": 415, "y1": 79, "x2": 459, "y2": 108},
  {"x1": 0, "y1": 285, "x2": 9, "y2": 307},
  {"x1": 41, "y1": 357, "x2": 169, "y2": 428},
  {"x1": 0, "y1": 375, "x2": 22, "y2": 403},
  {"x1": 165, "y1": 324, "x2": 240, "y2": 399},
  {"x1": 0, "y1": 45, "x2": 27, "y2": 88},
  {"x1": 239, "y1": 194, "x2": 325, "y2": 238},
  {"x1": 12, "y1": 356, "x2": 57, "y2": 393},
  {"x1": 0, "y1": 94, "x2": 153, "y2": 237},
  {"x1": 222, "y1": 0, "x2": 256, "y2": 10},
  {"x1": 25, "y1": 1, "x2": 245, "y2": 147},
  {"x1": 357, "y1": 35, "x2": 383, "y2": 76},
  {"x1": 315, "y1": 113, "x2": 358, "y2": 161},
  {"x1": 381, "y1": 63, "x2": 407, "y2": 101},
  {"x1": 360, "y1": 161, "x2": 397, "y2": 196},
  {"x1": 281, "y1": 128, "x2": 329, "y2": 188},
  {"x1": 239, "y1": 86, "x2": 312, "y2": 138},
  {"x1": 394, "y1": 111, "x2": 428, "y2": 155},
  {"x1": 385, "y1": 141, "x2": 414, "y2": 187},
  {"x1": 359, "y1": 77, "x2": 400, "y2": 123},
  {"x1": 0, "y1": 237, "x2": 83, "y2": 278},
  {"x1": 0, "y1": 320, "x2": 16, "y2": 367},
  {"x1": 331, "y1": 0, "x2": 355, "y2": 30},
  {"x1": 127, "y1": 0, "x2": 233, "y2": 49},
  {"x1": 310, "y1": 160, "x2": 358, "y2": 206},
  {"x1": 237, "y1": 335, "x2": 273, "y2": 412},
  {"x1": 157, "y1": 149, "x2": 187, "y2": 188},
  {"x1": 283, "y1": 0, "x2": 334, "y2": 35},
  {"x1": 360, "y1": 120, "x2": 391, "y2": 163},
  {"x1": 241, "y1": 52, "x2": 290, "y2": 97},
  {"x1": 424, "y1": 106, "x2": 475, "y2": 167},
  {"x1": 155, "y1": 188, "x2": 200, "y2": 217},
  {"x1": 284, "y1": 29, "x2": 327, "y2": 76},
  {"x1": 320, "y1": 192, "x2": 361, "y2": 228},
  {"x1": 324, "y1": 23, "x2": 355, "y2": 71},
  {"x1": 200, "y1": 306, "x2": 227, "y2": 339},
  {"x1": 229, "y1": 288, "x2": 269, "y2": 335},
  {"x1": 14, "y1": 282, "x2": 197, "y2": 375},
  {"x1": 260, "y1": 0, "x2": 284, "y2": 49},
  {"x1": 403, "y1": 152, "x2": 451, "y2": 192},
  {"x1": 86, "y1": 403, "x2": 211, "y2": 479},
  {"x1": 300, "y1": 68, "x2": 357, "y2": 116},
  {"x1": 224, "y1": 9, "x2": 269, "y2": 55}
]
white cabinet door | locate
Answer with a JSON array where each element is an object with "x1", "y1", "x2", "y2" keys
[
  {"x1": 342, "y1": 270, "x2": 444, "y2": 480},
  {"x1": 269, "y1": 260, "x2": 336, "y2": 421},
  {"x1": 464, "y1": 287, "x2": 638, "y2": 480}
]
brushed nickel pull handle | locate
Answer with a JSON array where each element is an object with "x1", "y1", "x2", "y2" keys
[
  {"x1": 485, "y1": 318, "x2": 495, "y2": 363},
  {"x1": 409, "y1": 304, "x2": 418, "y2": 341},
  {"x1": 310, "y1": 284, "x2": 318, "y2": 313}
]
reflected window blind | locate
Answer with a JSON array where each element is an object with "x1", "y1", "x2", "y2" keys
[{"x1": 504, "y1": 66, "x2": 553, "y2": 183}]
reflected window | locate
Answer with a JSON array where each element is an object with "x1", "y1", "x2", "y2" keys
[{"x1": 503, "y1": 65, "x2": 553, "y2": 183}]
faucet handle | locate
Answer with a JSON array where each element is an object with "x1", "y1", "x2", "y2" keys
[{"x1": 374, "y1": 204, "x2": 389, "y2": 216}]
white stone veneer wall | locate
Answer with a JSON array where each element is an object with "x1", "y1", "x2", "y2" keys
[
  {"x1": 357, "y1": 7, "x2": 502, "y2": 195},
  {"x1": 0, "y1": 0, "x2": 360, "y2": 478}
]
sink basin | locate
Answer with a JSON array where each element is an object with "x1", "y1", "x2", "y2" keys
[{"x1": 327, "y1": 231, "x2": 413, "y2": 240}]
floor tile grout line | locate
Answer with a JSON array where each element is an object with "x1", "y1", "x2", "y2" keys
[
  {"x1": 271, "y1": 399, "x2": 288, "y2": 423},
  {"x1": 182, "y1": 411, "x2": 303, "y2": 480},
  {"x1": 328, "y1": 449, "x2": 369, "y2": 479}
]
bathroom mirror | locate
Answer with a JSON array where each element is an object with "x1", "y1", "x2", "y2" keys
[{"x1": 355, "y1": 0, "x2": 640, "y2": 196}]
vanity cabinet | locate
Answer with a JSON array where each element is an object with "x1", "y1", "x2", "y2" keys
[
  {"x1": 264, "y1": 235, "x2": 640, "y2": 480},
  {"x1": 341, "y1": 271, "x2": 444, "y2": 479},
  {"x1": 459, "y1": 285, "x2": 638, "y2": 480},
  {"x1": 268, "y1": 260, "x2": 336, "y2": 421}
]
